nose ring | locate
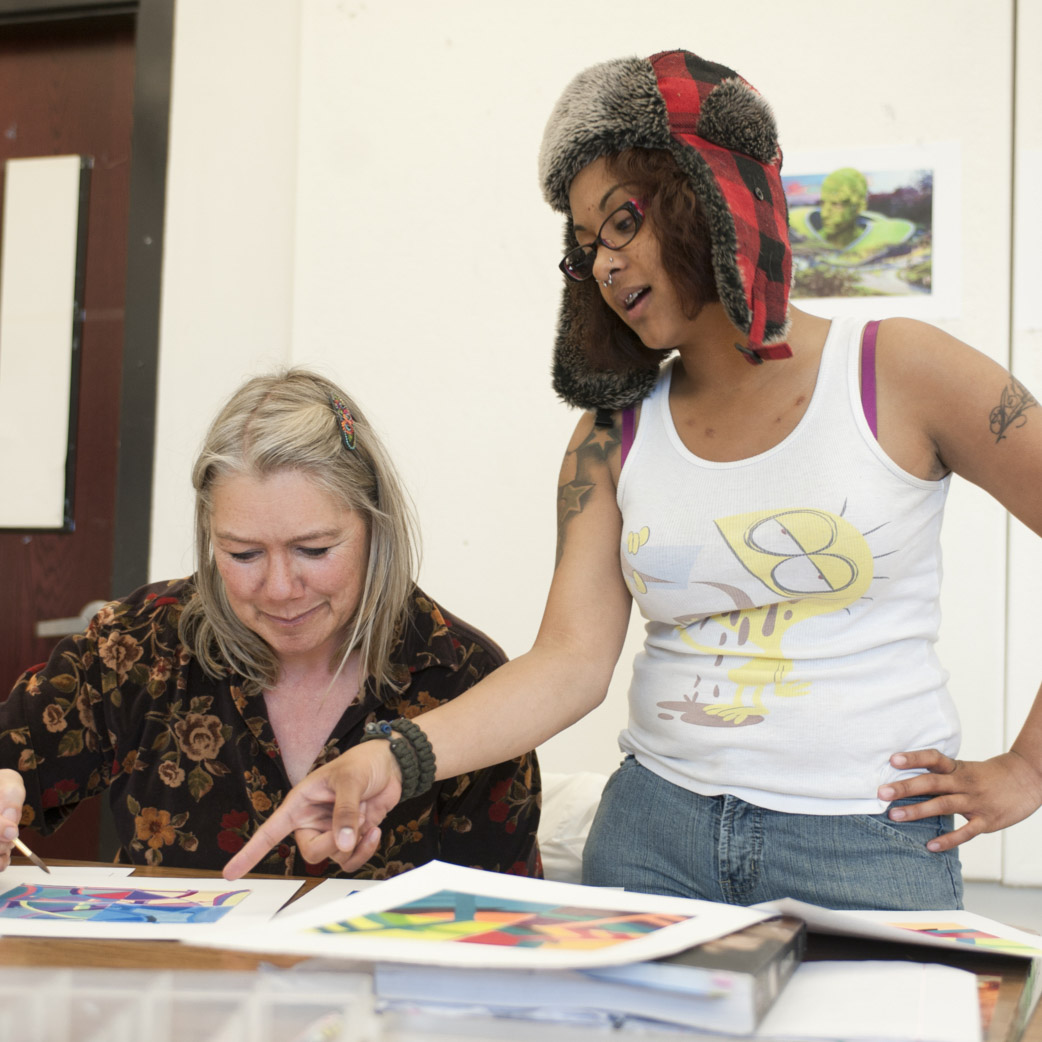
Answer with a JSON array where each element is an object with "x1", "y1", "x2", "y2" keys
[{"x1": 601, "y1": 257, "x2": 615, "y2": 288}]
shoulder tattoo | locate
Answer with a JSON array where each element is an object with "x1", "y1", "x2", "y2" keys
[
  {"x1": 556, "y1": 421, "x2": 621, "y2": 564},
  {"x1": 990, "y1": 377, "x2": 1037, "y2": 443}
]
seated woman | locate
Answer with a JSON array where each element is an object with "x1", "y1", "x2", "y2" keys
[{"x1": 0, "y1": 369, "x2": 540, "y2": 878}]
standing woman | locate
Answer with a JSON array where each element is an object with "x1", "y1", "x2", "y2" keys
[
  {"x1": 224, "y1": 51, "x2": 1042, "y2": 910},
  {"x1": 0, "y1": 369, "x2": 540, "y2": 878}
]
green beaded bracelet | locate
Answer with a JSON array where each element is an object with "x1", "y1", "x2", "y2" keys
[{"x1": 359, "y1": 716, "x2": 436, "y2": 801}]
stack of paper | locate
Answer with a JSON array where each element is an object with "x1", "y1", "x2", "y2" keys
[
  {"x1": 193, "y1": 860, "x2": 796, "y2": 1033},
  {"x1": 195, "y1": 863, "x2": 1034, "y2": 1039},
  {"x1": 5, "y1": 858, "x2": 1030, "y2": 1040},
  {"x1": 376, "y1": 913, "x2": 806, "y2": 1033}
]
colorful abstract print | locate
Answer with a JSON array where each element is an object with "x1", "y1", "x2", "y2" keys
[
  {"x1": 0, "y1": 883, "x2": 248, "y2": 924},
  {"x1": 894, "y1": 921, "x2": 1042, "y2": 956},
  {"x1": 314, "y1": 889, "x2": 688, "y2": 950}
]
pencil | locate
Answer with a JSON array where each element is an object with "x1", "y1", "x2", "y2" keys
[{"x1": 12, "y1": 836, "x2": 50, "y2": 874}]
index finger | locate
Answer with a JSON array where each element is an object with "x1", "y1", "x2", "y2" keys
[
  {"x1": 221, "y1": 763, "x2": 370, "y2": 880},
  {"x1": 222, "y1": 795, "x2": 305, "y2": 880}
]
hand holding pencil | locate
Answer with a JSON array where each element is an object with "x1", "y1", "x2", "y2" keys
[{"x1": 12, "y1": 837, "x2": 49, "y2": 873}]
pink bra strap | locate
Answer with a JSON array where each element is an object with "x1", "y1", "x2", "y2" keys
[
  {"x1": 861, "y1": 320, "x2": 880, "y2": 440},
  {"x1": 621, "y1": 406, "x2": 636, "y2": 467}
]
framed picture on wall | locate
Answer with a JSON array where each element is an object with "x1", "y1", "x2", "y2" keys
[{"x1": 781, "y1": 143, "x2": 961, "y2": 322}]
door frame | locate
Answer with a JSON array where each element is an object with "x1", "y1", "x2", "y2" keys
[{"x1": 0, "y1": 0, "x2": 174, "y2": 596}]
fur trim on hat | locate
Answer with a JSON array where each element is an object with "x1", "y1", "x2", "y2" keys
[
  {"x1": 540, "y1": 58, "x2": 669, "y2": 214},
  {"x1": 695, "y1": 77, "x2": 779, "y2": 163},
  {"x1": 550, "y1": 260, "x2": 663, "y2": 413}
]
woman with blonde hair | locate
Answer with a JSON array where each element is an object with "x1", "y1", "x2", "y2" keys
[{"x1": 0, "y1": 368, "x2": 540, "y2": 877}]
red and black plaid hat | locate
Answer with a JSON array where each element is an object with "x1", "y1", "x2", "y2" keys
[{"x1": 539, "y1": 49, "x2": 793, "y2": 410}]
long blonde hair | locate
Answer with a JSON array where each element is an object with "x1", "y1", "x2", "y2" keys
[{"x1": 178, "y1": 368, "x2": 419, "y2": 697}]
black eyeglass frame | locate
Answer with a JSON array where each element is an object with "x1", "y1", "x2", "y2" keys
[{"x1": 559, "y1": 199, "x2": 646, "y2": 282}]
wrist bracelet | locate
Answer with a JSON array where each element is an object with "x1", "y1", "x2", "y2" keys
[{"x1": 359, "y1": 716, "x2": 436, "y2": 801}]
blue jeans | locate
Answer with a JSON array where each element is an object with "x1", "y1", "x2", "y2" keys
[{"x1": 582, "y1": 756, "x2": 963, "y2": 910}]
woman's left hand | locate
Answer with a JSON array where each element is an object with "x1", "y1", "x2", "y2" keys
[{"x1": 877, "y1": 748, "x2": 1042, "y2": 852}]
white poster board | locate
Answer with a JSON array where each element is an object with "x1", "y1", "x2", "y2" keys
[
  {"x1": 0, "y1": 155, "x2": 88, "y2": 529},
  {"x1": 195, "y1": 860, "x2": 769, "y2": 969},
  {"x1": 0, "y1": 871, "x2": 300, "y2": 941}
]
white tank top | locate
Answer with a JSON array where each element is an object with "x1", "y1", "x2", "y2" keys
[{"x1": 617, "y1": 316, "x2": 958, "y2": 814}]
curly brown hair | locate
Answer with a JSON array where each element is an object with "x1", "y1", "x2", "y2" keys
[{"x1": 578, "y1": 148, "x2": 719, "y2": 372}]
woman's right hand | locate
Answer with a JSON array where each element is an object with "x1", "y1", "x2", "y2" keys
[
  {"x1": 0, "y1": 769, "x2": 26, "y2": 872},
  {"x1": 222, "y1": 739, "x2": 402, "y2": 879}
]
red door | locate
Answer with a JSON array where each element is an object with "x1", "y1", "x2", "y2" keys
[{"x1": 0, "y1": 14, "x2": 136, "y2": 859}]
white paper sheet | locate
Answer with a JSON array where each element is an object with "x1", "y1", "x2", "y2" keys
[
  {"x1": 373, "y1": 959, "x2": 981, "y2": 1040},
  {"x1": 756, "y1": 960, "x2": 981, "y2": 1042},
  {"x1": 0, "y1": 872, "x2": 302, "y2": 940},
  {"x1": 375, "y1": 962, "x2": 759, "y2": 1034},
  {"x1": 192, "y1": 860, "x2": 770, "y2": 968},
  {"x1": 1, "y1": 866, "x2": 134, "y2": 886},
  {"x1": 756, "y1": 897, "x2": 1042, "y2": 958},
  {"x1": 274, "y1": 877, "x2": 379, "y2": 918}
]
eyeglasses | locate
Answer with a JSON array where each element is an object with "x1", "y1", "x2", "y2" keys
[{"x1": 559, "y1": 199, "x2": 645, "y2": 282}]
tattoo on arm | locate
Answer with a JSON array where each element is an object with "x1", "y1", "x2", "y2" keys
[
  {"x1": 555, "y1": 421, "x2": 621, "y2": 566},
  {"x1": 990, "y1": 378, "x2": 1038, "y2": 443}
]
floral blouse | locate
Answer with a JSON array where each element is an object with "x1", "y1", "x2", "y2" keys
[{"x1": 1, "y1": 579, "x2": 541, "y2": 879}]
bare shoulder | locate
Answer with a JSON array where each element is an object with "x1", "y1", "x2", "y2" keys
[
  {"x1": 555, "y1": 410, "x2": 625, "y2": 568},
  {"x1": 876, "y1": 317, "x2": 1036, "y2": 440},
  {"x1": 562, "y1": 409, "x2": 624, "y2": 454},
  {"x1": 559, "y1": 410, "x2": 624, "y2": 489},
  {"x1": 875, "y1": 317, "x2": 992, "y2": 377},
  {"x1": 876, "y1": 317, "x2": 1042, "y2": 530}
]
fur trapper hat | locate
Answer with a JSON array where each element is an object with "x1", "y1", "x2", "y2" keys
[{"x1": 539, "y1": 49, "x2": 793, "y2": 411}]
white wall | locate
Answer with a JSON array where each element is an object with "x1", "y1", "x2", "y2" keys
[
  {"x1": 151, "y1": 0, "x2": 302, "y2": 578},
  {"x1": 1005, "y1": 0, "x2": 1042, "y2": 885},
  {"x1": 152, "y1": 0, "x2": 1039, "y2": 882}
]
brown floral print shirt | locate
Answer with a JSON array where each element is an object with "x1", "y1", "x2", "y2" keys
[{"x1": 1, "y1": 579, "x2": 541, "y2": 879}]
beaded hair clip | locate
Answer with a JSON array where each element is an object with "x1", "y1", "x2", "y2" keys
[{"x1": 330, "y1": 396, "x2": 357, "y2": 451}]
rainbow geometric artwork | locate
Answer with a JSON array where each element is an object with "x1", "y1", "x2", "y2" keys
[
  {"x1": 0, "y1": 882, "x2": 248, "y2": 924},
  {"x1": 888, "y1": 921, "x2": 1042, "y2": 956},
  {"x1": 313, "y1": 888, "x2": 687, "y2": 951},
  {"x1": 755, "y1": 898, "x2": 1042, "y2": 961},
  {"x1": 195, "y1": 861, "x2": 772, "y2": 969}
]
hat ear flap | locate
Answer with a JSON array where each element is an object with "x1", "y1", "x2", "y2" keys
[
  {"x1": 551, "y1": 276, "x2": 662, "y2": 412},
  {"x1": 696, "y1": 79, "x2": 780, "y2": 165}
]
